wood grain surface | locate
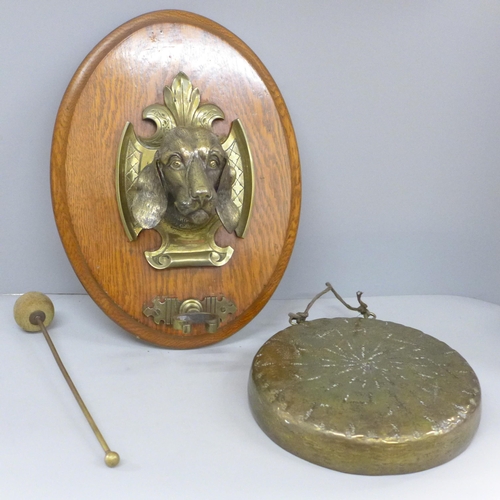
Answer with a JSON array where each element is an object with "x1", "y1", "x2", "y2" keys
[{"x1": 51, "y1": 10, "x2": 301, "y2": 348}]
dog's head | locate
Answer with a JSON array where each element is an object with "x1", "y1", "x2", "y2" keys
[{"x1": 131, "y1": 126, "x2": 239, "y2": 232}]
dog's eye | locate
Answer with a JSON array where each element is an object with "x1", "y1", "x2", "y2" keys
[
  {"x1": 208, "y1": 157, "x2": 220, "y2": 169},
  {"x1": 169, "y1": 158, "x2": 183, "y2": 170}
]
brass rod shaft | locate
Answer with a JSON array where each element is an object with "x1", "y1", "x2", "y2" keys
[{"x1": 36, "y1": 317, "x2": 111, "y2": 454}]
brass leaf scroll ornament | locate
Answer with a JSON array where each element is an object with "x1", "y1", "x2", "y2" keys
[{"x1": 116, "y1": 73, "x2": 254, "y2": 269}]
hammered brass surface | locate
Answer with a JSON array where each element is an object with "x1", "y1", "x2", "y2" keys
[{"x1": 249, "y1": 317, "x2": 481, "y2": 475}]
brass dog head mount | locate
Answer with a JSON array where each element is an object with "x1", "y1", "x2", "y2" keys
[{"x1": 116, "y1": 72, "x2": 254, "y2": 269}]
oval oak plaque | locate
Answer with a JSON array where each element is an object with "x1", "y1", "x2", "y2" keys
[{"x1": 51, "y1": 11, "x2": 301, "y2": 348}]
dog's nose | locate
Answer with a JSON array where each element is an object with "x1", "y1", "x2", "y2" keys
[
  {"x1": 190, "y1": 187, "x2": 213, "y2": 202},
  {"x1": 188, "y1": 155, "x2": 214, "y2": 203}
]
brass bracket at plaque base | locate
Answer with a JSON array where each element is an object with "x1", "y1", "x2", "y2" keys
[{"x1": 143, "y1": 296, "x2": 237, "y2": 334}]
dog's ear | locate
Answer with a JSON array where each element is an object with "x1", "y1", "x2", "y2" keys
[
  {"x1": 216, "y1": 162, "x2": 239, "y2": 233},
  {"x1": 131, "y1": 159, "x2": 168, "y2": 229}
]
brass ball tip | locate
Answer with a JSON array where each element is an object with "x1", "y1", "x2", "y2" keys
[
  {"x1": 104, "y1": 451, "x2": 120, "y2": 468},
  {"x1": 13, "y1": 292, "x2": 55, "y2": 332}
]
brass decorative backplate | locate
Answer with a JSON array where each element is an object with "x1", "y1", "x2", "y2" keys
[{"x1": 116, "y1": 72, "x2": 254, "y2": 269}]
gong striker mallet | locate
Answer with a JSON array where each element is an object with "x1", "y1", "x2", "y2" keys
[{"x1": 13, "y1": 292, "x2": 120, "y2": 467}]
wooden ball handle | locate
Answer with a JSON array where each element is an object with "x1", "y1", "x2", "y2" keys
[{"x1": 13, "y1": 291, "x2": 55, "y2": 332}]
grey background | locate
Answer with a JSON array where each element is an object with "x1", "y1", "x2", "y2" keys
[{"x1": 2, "y1": 0, "x2": 500, "y2": 302}]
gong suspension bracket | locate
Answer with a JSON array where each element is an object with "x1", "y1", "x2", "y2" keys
[{"x1": 288, "y1": 282, "x2": 376, "y2": 325}]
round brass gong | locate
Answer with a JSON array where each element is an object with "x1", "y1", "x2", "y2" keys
[{"x1": 249, "y1": 317, "x2": 481, "y2": 475}]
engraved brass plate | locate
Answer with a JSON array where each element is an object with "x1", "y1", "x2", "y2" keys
[
  {"x1": 116, "y1": 72, "x2": 254, "y2": 269},
  {"x1": 249, "y1": 317, "x2": 481, "y2": 475}
]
